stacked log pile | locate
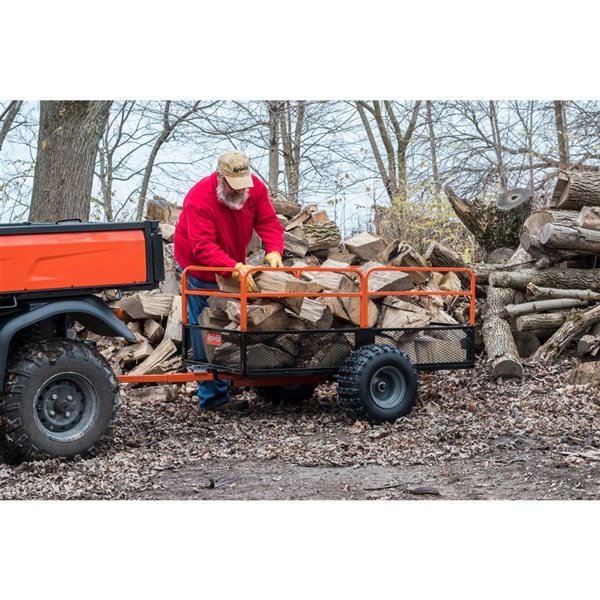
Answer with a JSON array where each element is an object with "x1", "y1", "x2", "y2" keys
[
  {"x1": 105, "y1": 196, "x2": 476, "y2": 377},
  {"x1": 479, "y1": 171, "x2": 600, "y2": 379}
]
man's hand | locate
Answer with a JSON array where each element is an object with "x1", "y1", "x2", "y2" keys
[
  {"x1": 264, "y1": 251, "x2": 283, "y2": 268},
  {"x1": 232, "y1": 263, "x2": 259, "y2": 294}
]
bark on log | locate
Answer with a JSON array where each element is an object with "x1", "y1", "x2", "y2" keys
[
  {"x1": 550, "y1": 171, "x2": 600, "y2": 211},
  {"x1": 500, "y1": 298, "x2": 590, "y2": 319},
  {"x1": 424, "y1": 240, "x2": 471, "y2": 288},
  {"x1": 303, "y1": 221, "x2": 342, "y2": 252},
  {"x1": 576, "y1": 207, "x2": 600, "y2": 231},
  {"x1": 539, "y1": 224, "x2": 600, "y2": 255},
  {"x1": 519, "y1": 232, "x2": 578, "y2": 268},
  {"x1": 532, "y1": 304, "x2": 600, "y2": 362},
  {"x1": 526, "y1": 284, "x2": 600, "y2": 302},
  {"x1": 522, "y1": 209, "x2": 580, "y2": 237},
  {"x1": 489, "y1": 268, "x2": 600, "y2": 292}
]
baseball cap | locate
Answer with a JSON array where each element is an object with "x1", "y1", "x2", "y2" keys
[{"x1": 217, "y1": 151, "x2": 254, "y2": 190}]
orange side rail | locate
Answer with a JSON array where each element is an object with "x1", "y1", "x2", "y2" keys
[{"x1": 180, "y1": 265, "x2": 476, "y2": 329}]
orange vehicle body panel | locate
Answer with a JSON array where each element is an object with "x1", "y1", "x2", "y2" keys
[{"x1": 0, "y1": 230, "x2": 148, "y2": 294}]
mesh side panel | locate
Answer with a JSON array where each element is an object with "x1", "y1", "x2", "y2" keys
[
  {"x1": 184, "y1": 325, "x2": 243, "y2": 371},
  {"x1": 375, "y1": 326, "x2": 473, "y2": 367},
  {"x1": 244, "y1": 330, "x2": 356, "y2": 371}
]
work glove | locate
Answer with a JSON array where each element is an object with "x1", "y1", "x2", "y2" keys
[
  {"x1": 264, "y1": 251, "x2": 283, "y2": 268},
  {"x1": 231, "y1": 262, "x2": 259, "y2": 294}
]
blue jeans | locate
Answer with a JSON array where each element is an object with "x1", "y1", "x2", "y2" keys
[{"x1": 185, "y1": 274, "x2": 230, "y2": 409}]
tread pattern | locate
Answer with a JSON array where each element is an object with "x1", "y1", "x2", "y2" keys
[
  {"x1": 338, "y1": 344, "x2": 419, "y2": 422},
  {"x1": 0, "y1": 339, "x2": 120, "y2": 462}
]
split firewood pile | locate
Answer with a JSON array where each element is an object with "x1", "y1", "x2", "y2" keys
[
  {"x1": 473, "y1": 171, "x2": 600, "y2": 383},
  {"x1": 104, "y1": 195, "x2": 474, "y2": 377}
]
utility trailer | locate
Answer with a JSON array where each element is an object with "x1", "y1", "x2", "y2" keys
[
  {"x1": 0, "y1": 220, "x2": 164, "y2": 460},
  {"x1": 120, "y1": 265, "x2": 476, "y2": 424},
  {"x1": 0, "y1": 219, "x2": 476, "y2": 461}
]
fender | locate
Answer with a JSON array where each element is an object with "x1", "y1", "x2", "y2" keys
[{"x1": 0, "y1": 295, "x2": 135, "y2": 384}]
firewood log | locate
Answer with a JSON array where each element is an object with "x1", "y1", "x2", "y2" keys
[
  {"x1": 499, "y1": 298, "x2": 590, "y2": 319},
  {"x1": 526, "y1": 284, "x2": 600, "y2": 302},
  {"x1": 549, "y1": 170, "x2": 600, "y2": 211},
  {"x1": 576, "y1": 207, "x2": 600, "y2": 231},
  {"x1": 424, "y1": 240, "x2": 471, "y2": 288},
  {"x1": 344, "y1": 231, "x2": 387, "y2": 261}
]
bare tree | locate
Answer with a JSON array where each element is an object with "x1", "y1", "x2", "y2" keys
[
  {"x1": 0, "y1": 101, "x2": 23, "y2": 154},
  {"x1": 267, "y1": 101, "x2": 282, "y2": 195},
  {"x1": 355, "y1": 100, "x2": 422, "y2": 207},
  {"x1": 30, "y1": 101, "x2": 112, "y2": 222},
  {"x1": 135, "y1": 101, "x2": 203, "y2": 219}
]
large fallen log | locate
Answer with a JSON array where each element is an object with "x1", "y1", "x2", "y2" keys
[
  {"x1": 519, "y1": 232, "x2": 578, "y2": 268},
  {"x1": 526, "y1": 284, "x2": 600, "y2": 302},
  {"x1": 482, "y1": 247, "x2": 532, "y2": 379},
  {"x1": 500, "y1": 298, "x2": 590, "y2": 319},
  {"x1": 514, "y1": 312, "x2": 570, "y2": 332},
  {"x1": 539, "y1": 224, "x2": 600, "y2": 255},
  {"x1": 532, "y1": 304, "x2": 600, "y2": 362},
  {"x1": 522, "y1": 209, "x2": 580, "y2": 237},
  {"x1": 303, "y1": 221, "x2": 342, "y2": 252},
  {"x1": 549, "y1": 171, "x2": 600, "y2": 211},
  {"x1": 490, "y1": 268, "x2": 600, "y2": 292}
]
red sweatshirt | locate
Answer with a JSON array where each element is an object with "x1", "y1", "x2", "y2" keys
[{"x1": 174, "y1": 172, "x2": 284, "y2": 282}]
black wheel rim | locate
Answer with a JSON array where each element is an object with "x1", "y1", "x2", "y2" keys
[
  {"x1": 369, "y1": 366, "x2": 407, "y2": 409},
  {"x1": 34, "y1": 372, "x2": 99, "y2": 443}
]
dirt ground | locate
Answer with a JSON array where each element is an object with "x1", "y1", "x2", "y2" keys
[{"x1": 1, "y1": 357, "x2": 599, "y2": 500}]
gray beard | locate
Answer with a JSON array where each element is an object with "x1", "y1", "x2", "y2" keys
[{"x1": 216, "y1": 180, "x2": 249, "y2": 210}]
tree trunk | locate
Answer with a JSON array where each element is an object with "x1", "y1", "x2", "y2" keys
[
  {"x1": 425, "y1": 101, "x2": 441, "y2": 197},
  {"x1": 550, "y1": 171, "x2": 600, "y2": 210},
  {"x1": 539, "y1": 224, "x2": 600, "y2": 255},
  {"x1": 444, "y1": 185, "x2": 528, "y2": 255},
  {"x1": 30, "y1": 101, "x2": 112, "y2": 222},
  {"x1": 522, "y1": 209, "x2": 581, "y2": 237},
  {"x1": 267, "y1": 101, "x2": 281, "y2": 196},
  {"x1": 532, "y1": 304, "x2": 600, "y2": 362},
  {"x1": 553, "y1": 101, "x2": 571, "y2": 170},
  {"x1": 490, "y1": 268, "x2": 600, "y2": 292}
]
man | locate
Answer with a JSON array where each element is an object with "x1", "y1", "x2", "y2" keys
[{"x1": 174, "y1": 150, "x2": 284, "y2": 412}]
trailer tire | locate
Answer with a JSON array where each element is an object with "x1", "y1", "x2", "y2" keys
[
  {"x1": 0, "y1": 339, "x2": 121, "y2": 462},
  {"x1": 254, "y1": 383, "x2": 317, "y2": 404},
  {"x1": 338, "y1": 344, "x2": 418, "y2": 423}
]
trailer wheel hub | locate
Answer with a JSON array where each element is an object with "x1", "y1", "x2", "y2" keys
[{"x1": 370, "y1": 366, "x2": 407, "y2": 409}]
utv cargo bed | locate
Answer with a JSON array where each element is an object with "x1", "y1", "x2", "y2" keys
[{"x1": 0, "y1": 221, "x2": 164, "y2": 300}]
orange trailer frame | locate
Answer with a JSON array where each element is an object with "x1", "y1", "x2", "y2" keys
[{"x1": 118, "y1": 265, "x2": 476, "y2": 387}]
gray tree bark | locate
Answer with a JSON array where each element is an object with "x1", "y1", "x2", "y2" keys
[{"x1": 30, "y1": 101, "x2": 112, "y2": 222}]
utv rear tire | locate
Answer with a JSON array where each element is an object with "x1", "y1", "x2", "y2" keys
[
  {"x1": 0, "y1": 339, "x2": 121, "y2": 462},
  {"x1": 338, "y1": 344, "x2": 418, "y2": 423},
  {"x1": 254, "y1": 383, "x2": 317, "y2": 404}
]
